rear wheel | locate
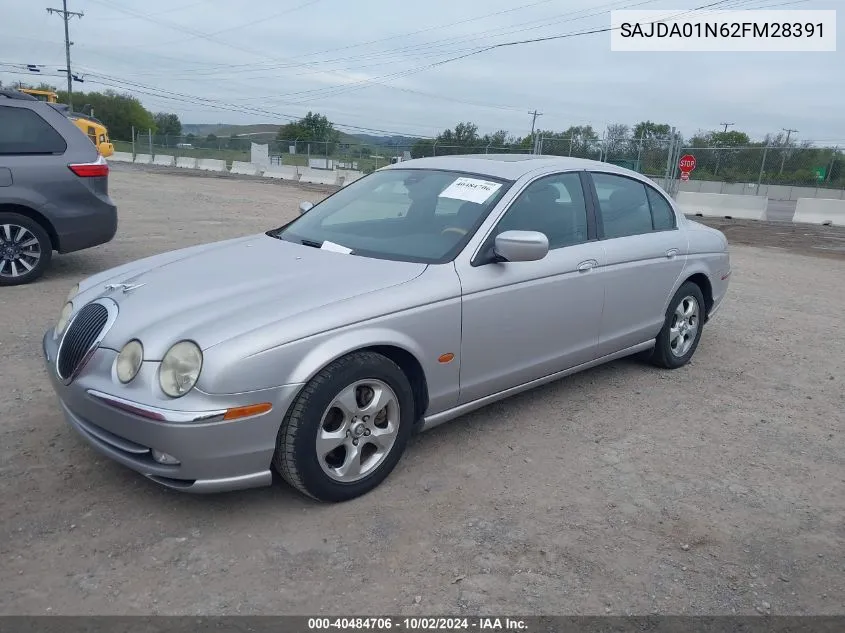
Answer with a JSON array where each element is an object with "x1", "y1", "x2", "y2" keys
[
  {"x1": 273, "y1": 351, "x2": 415, "y2": 502},
  {"x1": 649, "y1": 281, "x2": 706, "y2": 369},
  {"x1": 0, "y1": 213, "x2": 52, "y2": 286}
]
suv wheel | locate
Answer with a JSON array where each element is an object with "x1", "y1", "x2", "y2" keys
[{"x1": 0, "y1": 213, "x2": 53, "y2": 286}]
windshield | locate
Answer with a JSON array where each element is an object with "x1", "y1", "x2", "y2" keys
[{"x1": 271, "y1": 168, "x2": 512, "y2": 264}]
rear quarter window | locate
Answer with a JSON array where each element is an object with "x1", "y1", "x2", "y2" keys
[{"x1": 0, "y1": 106, "x2": 67, "y2": 155}]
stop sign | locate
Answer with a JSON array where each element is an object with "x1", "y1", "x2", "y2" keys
[{"x1": 679, "y1": 154, "x2": 697, "y2": 173}]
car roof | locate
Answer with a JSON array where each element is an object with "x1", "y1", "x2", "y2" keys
[
  {"x1": 0, "y1": 88, "x2": 39, "y2": 101},
  {"x1": 382, "y1": 154, "x2": 643, "y2": 181}
]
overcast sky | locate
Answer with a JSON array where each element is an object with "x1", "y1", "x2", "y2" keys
[{"x1": 1, "y1": 0, "x2": 843, "y2": 143}]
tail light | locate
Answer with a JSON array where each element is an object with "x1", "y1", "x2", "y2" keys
[{"x1": 68, "y1": 155, "x2": 109, "y2": 178}]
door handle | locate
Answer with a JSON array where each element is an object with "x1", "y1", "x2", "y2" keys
[
  {"x1": 665, "y1": 248, "x2": 679, "y2": 259},
  {"x1": 577, "y1": 259, "x2": 597, "y2": 272}
]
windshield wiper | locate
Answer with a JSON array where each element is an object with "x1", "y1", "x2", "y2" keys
[{"x1": 300, "y1": 239, "x2": 323, "y2": 248}]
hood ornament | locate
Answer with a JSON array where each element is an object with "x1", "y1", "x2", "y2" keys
[{"x1": 104, "y1": 282, "x2": 146, "y2": 294}]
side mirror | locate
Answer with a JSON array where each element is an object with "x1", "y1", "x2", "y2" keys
[
  {"x1": 298, "y1": 201, "x2": 314, "y2": 215},
  {"x1": 493, "y1": 230, "x2": 549, "y2": 263}
]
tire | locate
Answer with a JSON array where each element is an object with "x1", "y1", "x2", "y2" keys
[
  {"x1": 649, "y1": 281, "x2": 706, "y2": 369},
  {"x1": 0, "y1": 212, "x2": 53, "y2": 286},
  {"x1": 273, "y1": 350, "x2": 416, "y2": 502}
]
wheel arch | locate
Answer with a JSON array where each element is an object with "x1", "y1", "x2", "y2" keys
[
  {"x1": 284, "y1": 329, "x2": 431, "y2": 425},
  {"x1": 0, "y1": 203, "x2": 58, "y2": 251},
  {"x1": 683, "y1": 272, "x2": 714, "y2": 320}
]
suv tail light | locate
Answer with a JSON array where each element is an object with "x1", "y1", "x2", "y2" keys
[{"x1": 68, "y1": 155, "x2": 109, "y2": 178}]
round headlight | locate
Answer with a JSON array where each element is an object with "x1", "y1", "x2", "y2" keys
[
  {"x1": 159, "y1": 341, "x2": 203, "y2": 398},
  {"x1": 66, "y1": 283, "x2": 80, "y2": 303},
  {"x1": 116, "y1": 340, "x2": 144, "y2": 384},
  {"x1": 55, "y1": 302, "x2": 73, "y2": 338}
]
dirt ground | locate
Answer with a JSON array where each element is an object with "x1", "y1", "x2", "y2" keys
[{"x1": 1, "y1": 166, "x2": 843, "y2": 616}]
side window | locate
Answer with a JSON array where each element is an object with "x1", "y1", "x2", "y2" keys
[
  {"x1": 0, "y1": 106, "x2": 67, "y2": 155},
  {"x1": 494, "y1": 172, "x2": 589, "y2": 249},
  {"x1": 646, "y1": 186, "x2": 677, "y2": 230},
  {"x1": 592, "y1": 173, "x2": 652, "y2": 239}
]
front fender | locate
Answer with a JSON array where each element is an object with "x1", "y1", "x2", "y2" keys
[{"x1": 284, "y1": 326, "x2": 430, "y2": 386}]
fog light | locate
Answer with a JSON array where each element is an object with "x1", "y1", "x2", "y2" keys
[{"x1": 152, "y1": 449, "x2": 180, "y2": 465}]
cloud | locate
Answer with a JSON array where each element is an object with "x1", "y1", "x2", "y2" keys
[{"x1": 1, "y1": 0, "x2": 842, "y2": 143}]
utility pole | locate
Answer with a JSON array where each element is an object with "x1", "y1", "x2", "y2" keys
[
  {"x1": 528, "y1": 110, "x2": 542, "y2": 154},
  {"x1": 47, "y1": 0, "x2": 83, "y2": 111},
  {"x1": 779, "y1": 127, "x2": 798, "y2": 175},
  {"x1": 714, "y1": 123, "x2": 733, "y2": 176}
]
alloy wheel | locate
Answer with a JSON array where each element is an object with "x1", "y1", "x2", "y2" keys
[
  {"x1": 0, "y1": 224, "x2": 42, "y2": 279},
  {"x1": 315, "y1": 379, "x2": 401, "y2": 482},
  {"x1": 669, "y1": 295, "x2": 700, "y2": 357}
]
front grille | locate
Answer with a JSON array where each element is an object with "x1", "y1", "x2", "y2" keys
[{"x1": 57, "y1": 302, "x2": 110, "y2": 381}]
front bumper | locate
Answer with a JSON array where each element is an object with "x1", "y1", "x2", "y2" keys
[{"x1": 43, "y1": 330, "x2": 303, "y2": 493}]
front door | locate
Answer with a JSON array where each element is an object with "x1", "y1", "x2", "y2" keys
[{"x1": 455, "y1": 171, "x2": 607, "y2": 405}]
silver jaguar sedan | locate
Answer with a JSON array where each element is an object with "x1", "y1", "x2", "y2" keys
[{"x1": 43, "y1": 154, "x2": 731, "y2": 502}]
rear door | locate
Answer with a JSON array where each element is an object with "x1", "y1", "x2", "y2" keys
[{"x1": 585, "y1": 171, "x2": 687, "y2": 357}]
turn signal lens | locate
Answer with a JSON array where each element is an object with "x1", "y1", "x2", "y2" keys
[{"x1": 223, "y1": 403, "x2": 273, "y2": 421}]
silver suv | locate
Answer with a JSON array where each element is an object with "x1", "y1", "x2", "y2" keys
[{"x1": 0, "y1": 89, "x2": 117, "y2": 286}]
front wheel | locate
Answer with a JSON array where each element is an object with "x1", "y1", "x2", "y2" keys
[
  {"x1": 649, "y1": 281, "x2": 706, "y2": 369},
  {"x1": 273, "y1": 351, "x2": 415, "y2": 502}
]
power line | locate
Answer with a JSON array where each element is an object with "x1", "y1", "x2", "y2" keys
[
  {"x1": 231, "y1": 0, "x2": 764, "y2": 104},
  {"x1": 46, "y1": 0, "x2": 83, "y2": 110}
]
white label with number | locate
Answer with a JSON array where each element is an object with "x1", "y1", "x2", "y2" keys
[{"x1": 438, "y1": 177, "x2": 502, "y2": 204}]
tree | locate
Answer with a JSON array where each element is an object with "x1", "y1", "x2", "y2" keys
[
  {"x1": 604, "y1": 123, "x2": 630, "y2": 158},
  {"x1": 206, "y1": 133, "x2": 218, "y2": 146},
  {"x1": 410, "y1": 122, "x2": 482, "y2": 158},
  {"x1": 531, "y1": 125, "x2": 599, "y2": 157},
  {"x1": 154, "y1": 112, "x2": 182, "y2": 137},
  {"x1": 277, "y1": 111, "x2": 340, "y2": 153},
  {"x1": 55, "y1": 89, "x2": 156, "y2": 140}
]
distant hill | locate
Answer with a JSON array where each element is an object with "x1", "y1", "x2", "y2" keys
[{"x1": 182, "y1": 123, "x2": 424, "y2": 147}]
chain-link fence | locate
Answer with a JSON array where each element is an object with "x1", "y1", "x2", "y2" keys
[{"x1": 113, "y1": 129, "x2": 844, "y2": 195}]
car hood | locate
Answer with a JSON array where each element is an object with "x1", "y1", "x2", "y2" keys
[{"x1": 89, "y1": 233, "x2": 427, "y2": 356}]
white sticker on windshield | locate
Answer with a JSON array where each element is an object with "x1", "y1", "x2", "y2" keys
[
  {"x1": 321, "y1": 240, "x2": 353, "y2": 254},
  {"x1": 438, "y1": 177, "x2": 502, "y2": 204}
]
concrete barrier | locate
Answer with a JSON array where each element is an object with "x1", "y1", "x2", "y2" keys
[
  {"x1": 109, "y1": 152, "x2": 134, "y2": 163},
  {"x1": 134, "y1": 154, "x2": 152, "y2": 165},
  {"x1": 676, "y1": 191, "x2": 767, "y2": 220},
  {"x1": 765, "y1": 185, "x2": 792, "y2": 200},
  {"x1": 196, "y1": 158, "x2": 226, "y2": 172},
  {"x1": 299, "y1": 169, "x2": 339, "y2": 186},
  {"x1": 176, "y1": 157, "x2": 198, "y2": 169},
  {"x1": 340, "y1": 170, "x2": 364, "y2": 186},
  {"x1": 263, "y1": 165, "x2": 299, "y2": 180},
  {"x1": 698, "y1": 180, "x2": 724, "y2": 194},
  {"x1": 793, "y1": 198, "x2": 845, "y2": 226},
  {"x1": 152, "y1": 154, "x2": 176, "y2": 167},
  {"x1": 230, "y1": 161, "x2": 263, "y2": 176}
]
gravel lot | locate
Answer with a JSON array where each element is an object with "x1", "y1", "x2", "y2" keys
[{"x1": 1, "y1": 166, "x2": 843, "y2": 616}]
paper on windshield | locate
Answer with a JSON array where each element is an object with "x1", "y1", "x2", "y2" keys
[
  {"x1": 438, "y1": 177, "x2": 502, "y2": 204},
  {"x1": 321, "y1": 240, "x2": 353, "y2": 254}
]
